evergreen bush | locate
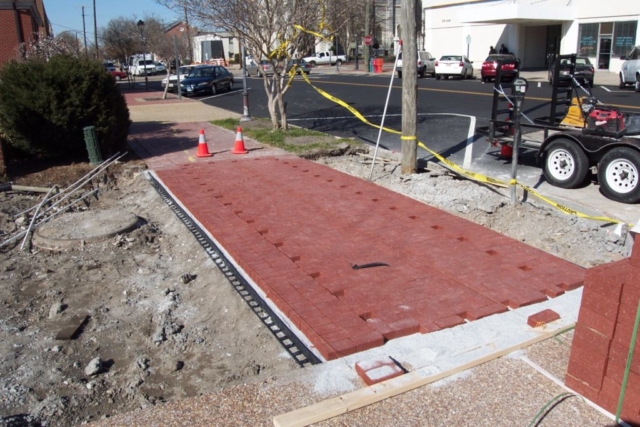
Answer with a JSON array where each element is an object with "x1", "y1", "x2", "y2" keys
[{"x1": 0, "y1": 55, "x2": 130, "y2": 160}]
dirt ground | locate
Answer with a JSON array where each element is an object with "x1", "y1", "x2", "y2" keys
[{"x1": 0, "y1": 149, "x2": 632, "y2": 427}]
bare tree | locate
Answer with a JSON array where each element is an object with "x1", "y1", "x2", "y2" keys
[
  {"x1": 100, "y1": 18, "x2": 141, "y2": 65},
  {"x1": 140, "y1": 17, "x2": 183, "y2": 99},
  {"x1": 159, "y1": 0, "x2": 343, "y2": 130}
]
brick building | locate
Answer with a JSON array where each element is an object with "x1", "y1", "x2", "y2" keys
[{"x1": 0, "y1": 0, "x2": 50, "y2": 174}]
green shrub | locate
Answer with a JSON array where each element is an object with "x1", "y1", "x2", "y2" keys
[{"x1": 0, "y1": 55, "x2": 130, "y2": 160}]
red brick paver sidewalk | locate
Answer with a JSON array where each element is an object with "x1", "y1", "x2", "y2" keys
[{"x1": 144, "y1": 145, "x2": 584, "y2": 361}]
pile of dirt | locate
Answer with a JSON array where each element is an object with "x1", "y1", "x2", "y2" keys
[{"x1": 0, "y1": 150, "x2": 630, "y2": 426}]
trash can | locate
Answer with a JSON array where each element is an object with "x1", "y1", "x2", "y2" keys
[{"x1": 83, "y1": 126, "x2": 103, "y2": 166}]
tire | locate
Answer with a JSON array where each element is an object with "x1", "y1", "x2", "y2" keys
[
  {"x1": 397, "y1": 70, "x2": 402, "y2": 78},
  {"x1": 336, "y1": 59, "x2": 342, "y2": 66},
  {"x1": 443, "y1": 75, "x2": 449, "y2": 80},
  {"x1": 635, "y1": 74, "x2": 640, "y2": 93},
  {"x1": 587, "y1": 79, "x2": 594, "y2": 88},
  {"x1": 543, "y1": 139, "x2": 590, "y2": 189},
  {"x1": 619, "y1": 73, "x2": 626, "y2": 89},
  {"x1": 310, "y1": 61, "x2": 316, "y2": 67},
  {"x1": 598, "y1": 147, "x2": 640, "y2": 203},
  {"x1": 115, "y1": 76, "x2": 121, "y2": 81},
  {"x1": 211, "y1": 84, "x2": 217, "y2": 95},
  {"x1": 419, "y1": 68, "x2": 425, "y2": 78},
  {"x1": 435, "y1": 74, "x2": 441, "y2": 80}
]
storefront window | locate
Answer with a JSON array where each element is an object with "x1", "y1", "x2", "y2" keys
[
  {"x1": 613, "y1": 21, "x2": 637, "y2": 58},
  {"x1": 578, "y1": 23, "x2": 599, "y2": 57}
]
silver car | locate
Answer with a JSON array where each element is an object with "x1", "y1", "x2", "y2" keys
[
  {"x1": 620, "y1": 45, "x2": 640, "y2": 91},
  {"x1": 245, "y1": 60, "x2": 275, "y2": 77}
]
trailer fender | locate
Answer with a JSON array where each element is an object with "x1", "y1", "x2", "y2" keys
[{"x1": 538, "y1": 131, "x2": 640, "y2": 166}]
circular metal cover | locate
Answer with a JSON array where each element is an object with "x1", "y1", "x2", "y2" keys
[{"x1": 33, "y1": 210, "x2": 139, "y2": 250}]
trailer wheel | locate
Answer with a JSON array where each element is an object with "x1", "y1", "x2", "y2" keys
[
  {"x1": 543, "y1": 139, "x2": 590, "y2": 189},
  {"x1": 598, "y1": 147, "x2": 640, "y2": 204}
]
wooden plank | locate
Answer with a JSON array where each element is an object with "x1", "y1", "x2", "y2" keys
[
  {"x1": 55, "y1": 315, "x2": 89, "y2": 340},
  {"x1": 273, "y1": 324, "x2": 575, "y2": 427}
]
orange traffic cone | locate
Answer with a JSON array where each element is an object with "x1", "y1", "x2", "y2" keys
[
  {"x1": 196, "y1": 129, "x2": 213, "y2": 157},
  {"x1": 232, "y1": 127, "x2": 248, "y2": 154}
]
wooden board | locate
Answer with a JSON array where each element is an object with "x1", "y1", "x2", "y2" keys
[{"x1": 273, "y1": 324, "x2": 575, "y2": 427}]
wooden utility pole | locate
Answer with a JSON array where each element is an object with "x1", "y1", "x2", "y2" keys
[
  {"x1": 400, "y1": 0, "x2": 418, "y2": 174},
  {"x1": 93, "y1": 0, "x2": 98, "y2": 59},
  {"x1": 364, "y1": 1, "x2": 370, "y2": 72}
]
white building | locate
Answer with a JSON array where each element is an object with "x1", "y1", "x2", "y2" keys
[{"x1": 417, "y1": 0, "x2": 639, "y2": 73}]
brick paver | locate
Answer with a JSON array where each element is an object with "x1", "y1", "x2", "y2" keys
[{"x1": 147, "y1": 153, "x2": 585, "y2": 361}]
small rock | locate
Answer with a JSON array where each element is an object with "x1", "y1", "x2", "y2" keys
[
  {"x1": 48, "y1": 302, "x2": 64, "y2": 319},
  {"x1": 180, "y1": 274, "x2": 196, "y2": 284},
  {"x1": 85, "y1": 357, "x2": 103, "y2": 376},
  {"x1": 51, "y1": 345, "x2": 62, "y2": 352}
]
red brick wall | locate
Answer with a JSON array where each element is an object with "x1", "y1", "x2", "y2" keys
[
  {"x1": 0, "y1": 10, "x2": 20, "y2": 65},
  {"x1": 566, "y1": 236, "x2": 640, "y2": 424}
]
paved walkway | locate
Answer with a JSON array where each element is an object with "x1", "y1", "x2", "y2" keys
[{"x1": 126, "y1": 90, "x2": 585, "y2": 361}]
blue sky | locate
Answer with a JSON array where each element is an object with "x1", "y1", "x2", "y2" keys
[{"x1": 46, "y1": 0, "x2": 180, "y2": 36}]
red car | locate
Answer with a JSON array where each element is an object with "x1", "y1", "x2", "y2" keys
[
  {"x1": 109, "y1": 70, "x2": 128, "y2": 81},
  {"x1": 481, "y1": 54, "x2": 519, "y2": 83}
]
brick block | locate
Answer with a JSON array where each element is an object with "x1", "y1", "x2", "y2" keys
[
  {"x1": 355, "y1": 356, "x2": 405, "y2": 386},
  {"x1": 564, "y1": 373, "x2": 600, "y2": 403},
  {"x1": 527, "y1": 309, "x2": 561, "y2": 328},
  {"x1": 433, "y1": 315, "x2": 466, "y2": 330},
  {"x1": 598, "y1": 376, "x2": 640, "y2": 424},
  {"x1": 382, "y1": 318, "x2": 420, "y2": 340},
  {"x1": 464, "y1": 303, "x2": 509, "y2": 321},
  {"x1": 581, "y1": 287, "x2": 621, "y2": 321},
  {"x1": 584, "y1": 262, "x2": 625, "y2": 300},
  {"x1": 573, "y1": 323, "x2": 612, "y2": 357},
  {"x1": 630, "y1": 236, "x2": 640, "y2": 268},
  {"x1": 577, "y1": 306, "x2": 616, "y2": 339},
  {"x1": 567, "y1": 341, "x2": 608, "y2": 389}
]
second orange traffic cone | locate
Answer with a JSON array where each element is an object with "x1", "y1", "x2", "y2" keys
[
  {"x1": 196, "y1": 129, "x2": 213, "y2": 157},
  {"x1": 232, "y1": 126, "x2": 248, "y2": 154}
]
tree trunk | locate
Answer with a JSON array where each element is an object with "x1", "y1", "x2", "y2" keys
[{"x1": 161, "y1": 69, "x2": 171, "y2": 100}]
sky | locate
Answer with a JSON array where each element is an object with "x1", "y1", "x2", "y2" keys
[{"x1": 45, "y1": 0, "x2": 180, "y2": 37}]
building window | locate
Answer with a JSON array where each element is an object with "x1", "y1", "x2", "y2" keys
[
  {"x1": 613, "y1": 21, "x2": 637, "y2": 58},
  {"x1": 578, "y1": 23, "x2": 599, "y2": 57}
]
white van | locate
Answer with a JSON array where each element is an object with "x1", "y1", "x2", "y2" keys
[
  {"x1": 131, "y1": 59, "x2": 157, "y2": 76},
  {"x1": 619, "y1": 46, "x2": 640, "y2": 91}
]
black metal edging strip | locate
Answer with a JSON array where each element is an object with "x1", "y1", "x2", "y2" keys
[{"x1": 146, "y1": 173, "x2": 321, "y2": 367}]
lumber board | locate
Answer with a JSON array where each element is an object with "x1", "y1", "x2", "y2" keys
[{"x1": 273, "y1": 324, "x2": 575, "y2": 427}]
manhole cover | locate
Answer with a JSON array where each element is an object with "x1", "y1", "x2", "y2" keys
[{"x1": 33, "y1": 210, "x2": 139, "y2": 250}]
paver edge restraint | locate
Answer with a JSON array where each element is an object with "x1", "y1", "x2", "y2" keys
[{"x1": 145, "y1": 171, "x2": 321, "y2": 367}]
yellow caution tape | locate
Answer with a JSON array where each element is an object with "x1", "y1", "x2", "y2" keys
[
  {"x1": 401, "y1": 136, "x2": 417, "y2": 140},
  {"x1": 298, "y1": 71, "x2": 629, "y2": 226}
]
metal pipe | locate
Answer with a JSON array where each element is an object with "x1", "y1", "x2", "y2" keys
[{"x1": 20, "y1": 186, "x2": 57, "y2": 251}]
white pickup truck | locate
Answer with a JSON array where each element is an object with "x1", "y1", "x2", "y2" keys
[{"x1": 302, "y1": 51, "x2": 346, "y2": 67}]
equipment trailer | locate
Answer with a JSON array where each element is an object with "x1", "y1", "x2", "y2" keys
[{"x1": 479, "y1": 54, "x2": 640, "y2": 204}]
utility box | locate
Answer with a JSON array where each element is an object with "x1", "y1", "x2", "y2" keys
[{"x1": 83, "y1": 126, "x2": 103, "y2": 166}]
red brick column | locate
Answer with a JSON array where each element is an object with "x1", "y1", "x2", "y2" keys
[{"x1": 566, "y1": 232, "x2": 640, "y2": 423}]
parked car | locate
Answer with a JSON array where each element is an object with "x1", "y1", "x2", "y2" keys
[
  {"x1": 245, "y1": 60, "x2": 275, "y2": 77},
  {"x1": 548, "y1": 56, "x2": 594, "y2": 87},
  {"x1": 619, "y1": 45, "x2": 640, "y2": 91},
  {"x1": 180, "y1": 65, "x2": 234, "y2": 96},
  {"x1": 435, "y1": 55, "x2": 474, "y2": 79},
  {"x1": 162, "y1": 65, "x2": 196, "y2": 91},
  {"x1": 103, "y1": 62, "x2": 116, "y2": 72},
  {"x1": 154, "y1": 62, "x2": 167, "y2": 73},
  {"x1": 109, "y1": 70, "x2": 128, "y2": 81},
  {"x1": 285, "y1": 59, "x2": 311, "y2": 75},
  {"x1": 480, "y1": 54, "x2": 519, "y2": 83},
  {"x1": 131, "y1": 59, "x2": 157, "y2": 76},
  {"x1": 396, "y1": 51, "x2": 436, "y2": 79}
]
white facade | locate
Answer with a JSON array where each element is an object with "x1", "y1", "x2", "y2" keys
[{"x1": 421, "y1": 0, "x2": 640, "y2": 73}]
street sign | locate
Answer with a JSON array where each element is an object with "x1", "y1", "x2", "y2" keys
[{"x1": 364, "y1": 35, "x2": 372, "y2": 46}]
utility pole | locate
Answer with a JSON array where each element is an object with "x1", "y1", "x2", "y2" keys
[
  {"x1": 364, "y1": 1, "x2": 370, "y2": 72},
  {"x1": 400, "y1": 0, "x2": 418, "y2": 174},
  {"x1": 184, "y1": 5, "x2": 192, "y2": 63},
  {"x1": 82, "y1": 6, "x2": 88, "y2": 57},
  {"x1": 93, "y1": 0, "x2": 98, "y2": 59}
]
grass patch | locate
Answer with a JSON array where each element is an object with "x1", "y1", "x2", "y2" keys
[{"x1": 211, "y1": 117, "x2": 363, "y2": 155}]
